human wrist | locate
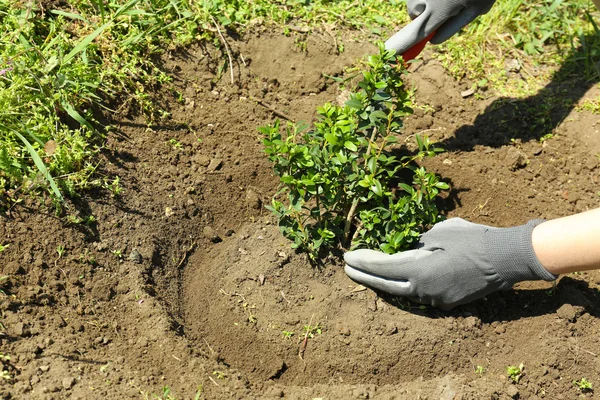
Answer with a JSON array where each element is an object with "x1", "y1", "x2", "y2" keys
[{"x1": 486, "y1": 220, "x2": 557, "y2": 285}]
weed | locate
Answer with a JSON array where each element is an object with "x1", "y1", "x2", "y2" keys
[
  {"x1": 112, "y1": 249, "x2": 123, "y2": 259},
  {"x1": 153, "y1": 386, "x2": 177, "y2": 400},
  {"x1": 0, "y1": 244, "x2": 8, "y2": 252},
  {"x1": 574, "y1": 377, "x2": 593, "y2": 392},
  {"x1": 212, "y1": 370, "x2": 227, "y2": 380},
  {"x1": 506, "y1": 363, "x2": 524, "y2": 383},
  {"x1": 0, "y1": 369, "x2": 10, "y2": 381},
  {"x1": 475, "y1": 365, "x2": 485, "y2": 375},
  {"x1": 282, "y1": 330, "x2": 294, "y2": 340},
  {"x1": 105, "y1": 176, "x2": 123, "y2": 198},
  {"x1": 168, "y1": 138, "x2": 183, "y2": 150},
  {"x1": 262, "y1": 44, "x2": 446, "y2": 259},
  {"x1": 56, "y1": 245, "x2": 66, "y2": 258},
  {"x1": 66, "y1": 214, "x2": 83, "y2": 225},
  {"x1": 302, "y1": 323, "x2": 322, "y2": 339}
]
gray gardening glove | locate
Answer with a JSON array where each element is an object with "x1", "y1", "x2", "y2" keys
[
  {"x1": 385, "y1": 0, "x2": 496, "y2": 54},
  {"x1": 344, "y1": 218, "x2": 557, "y2": 310}
]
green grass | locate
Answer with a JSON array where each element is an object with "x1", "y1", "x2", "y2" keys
[
  {"x1": 436, "y1": 0, "x2": 600, "y2": 96},
  {"x1": 0, "y1": 0, "x2": 411, "y2": 205}
]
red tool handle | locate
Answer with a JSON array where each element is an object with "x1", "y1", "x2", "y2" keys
[{"x1": 401, "y1": 31, "x2": 436, "y2": 64}]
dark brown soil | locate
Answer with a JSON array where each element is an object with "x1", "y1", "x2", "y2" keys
[{"x1": 2, "y1": 30, "x2": 600, "y2": 399}]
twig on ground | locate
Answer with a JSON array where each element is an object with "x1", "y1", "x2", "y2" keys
[
  {"x1": 177, "y1": 242, "x2": 196, "y2": 268},
  {"x1": 250, "y1": 96, "x2": 295, "y2": 122},
  {"x1": 209, "y1": 15, "x2": 234, "y2": 84},
  {"x1": 298, "y1": 314, "x2": 314, "y2": 360},
  {"x1": 208, "y1": 376, "x2": 220, "y2": 387}
]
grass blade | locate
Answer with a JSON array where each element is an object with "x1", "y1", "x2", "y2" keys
[
  {"x1": 50, "y1": 9, "x2": 89, "y2": 23},
  {"x1": 63, "y1": 21, "x2": 111, "y2": 65},
  {"x1": 61, "y1": 100, "x2": 94, "y2": 131},
  {"x1": 4, "y1": 125, "x2": 64, "y2": 201}
]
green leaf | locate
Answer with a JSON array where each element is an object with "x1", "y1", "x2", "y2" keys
[
  {"x1": 324, "y1": 132, "x2": 338, "y2": 145},
  {"x1": 371, "y1": 179, "x2": 383, "y2": 197},
  {"x1": 367, "y1": 156, "x2": 377, "y2": 174},
  {"x1": 415, "y1": 134, "x2": 424, "y2": 151},
  {"x1": 344, "y1": 141, "x2": 357, "y2": 151},
  {"x1": 345, "y1": 98, "x2": 363, "y2": 109},
  {"x1": 399, "y1": 183, "x2": 413, "y2": 193},
  {"x1": 435, "y1": 182, "x2": 449, "y2": 189}
]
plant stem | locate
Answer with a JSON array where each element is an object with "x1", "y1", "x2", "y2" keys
[{"x1": 343, "y1": 126, "x2": 378, "y2": 243}]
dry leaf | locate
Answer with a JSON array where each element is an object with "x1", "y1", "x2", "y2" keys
[{"x1": 44, "y1": 140, "x2": 57, "y2": 156}]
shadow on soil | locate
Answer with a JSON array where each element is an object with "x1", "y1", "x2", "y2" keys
[
  {"x1": 378, "y1": 276, "x2": 599, "y2": 322},
  {"x1": 443, "y1": 32, "x2": 600, "y2": 151}
]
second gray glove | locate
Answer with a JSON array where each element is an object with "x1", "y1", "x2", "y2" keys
[{"x1": 344, "y1": 218, "x2": 557, "y2": 310}]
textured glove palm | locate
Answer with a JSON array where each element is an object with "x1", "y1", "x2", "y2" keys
[
  {"x1": 344, "y1": 218, "x2": 557, "y2": 310},
  {"x1": 386, "y1": 0, "x2": 496, "y2": 54}
]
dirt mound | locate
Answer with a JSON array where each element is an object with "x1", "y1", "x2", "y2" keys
[{"x1": 2, "y1": 30, "x2": 600, "y2": 399}]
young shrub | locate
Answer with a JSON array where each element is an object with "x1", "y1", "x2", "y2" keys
[{"x1": 261, "y1": 43, "x2": 447, "y2": 260}]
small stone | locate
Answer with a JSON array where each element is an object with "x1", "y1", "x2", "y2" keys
[
  {"x1": 94, "y1": 336, "x2": 103, "y2": 345},
  {"x1": 128, "y1": 249, "x2": 142, "y2": 264},
  {"x1": 460, "y1": 88, "x2": 475, "y2": 98},
  {"x1": 165, "y1": 207, "x2": 175, "y2": 217},
  {"x1": 207, "y1": 158, "x2": 223, "y2": 172},
  {"x1": 62, "y1": 377, "x2": 75, "y2": 390},
  {"x1": 506, "y1": 147, "x2": 529, "y2": 171},
  {"x1": 225, "y1": 229, "x2": 235, "y2": 237},
  {"x1": 245, "y1": 189, "x2": 262, "y2": 210},
  {"x1": 585, "y1": 157, "x2": 598, "y2": 171},
  {"x1": 533, "y1": 147, "x2": 543, "y2": 156},
  {"x1": 556, "y1": 304, "x2": 578, "y2": 321},
  {"x1": 339, "y1": 327, "x2": 351, "y2": 336},
  {"x1": 39, "y1": 365, "x2": 50, "y2": 373},
  {"x1": 203, "y1": 226, "x2": 222, "y2": 243},
  {"x1": 258, "y1": 274, "x2": 265, "y2": 285},
  {"x1": 194, "y1": 154, "x2": 211, "y2": 167},
  {"x1": 506, "y1": 384, "x2": 519, "y2": 398},
  {"x1": 12, "y1": 322, "x2": 30, "y2": 337},
  {"x1": 386, "y1": 323, "x2": 398, "y2": 336},
  {"x1": 505, "y1": 58, "x2": 521, "y2": 73},
  {"x1": 5, "y1": 262, "x2": 25, "y2": 275},
  {"x1": 494, "y1": 325, "x2": 506, "y2": 334}
]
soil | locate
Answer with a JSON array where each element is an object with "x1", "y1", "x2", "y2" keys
[{"x1": 2, "y1": 29, "x2": 600, "y2": 399}]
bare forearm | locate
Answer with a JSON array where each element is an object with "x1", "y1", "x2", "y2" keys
[{"x1": 532, "y1": 208, "x2": 600, "y2": 275}]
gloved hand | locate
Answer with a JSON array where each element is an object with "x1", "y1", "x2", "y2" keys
[
  {"x1": 344, "y1": 218, "x2": 557, "y2": 309},
  {"x1": 385, "y1": 0, "x2": 496, "y2": 54}
]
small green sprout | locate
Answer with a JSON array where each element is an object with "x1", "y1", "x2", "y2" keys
[
  {"x1": 168, "y1": 138, "x2": 183, "y2": 149},
  {"x1": 302, "y1": 323, "x2": 322, "y2": 339},
  {"x1": 574, "y1": 378, "x2": 593, "y2": 392},
  {"x1": 282, "y1": 330, "x2": 294, "y2": 340},
  {"x1": 475, "y1": 365, "x2": 485, "y2": 375},
  {"x1": 212, "y1": 371, "x2": 227, "y2": 380},
  {"x1": 56, "y1": 245, "x2": 66, "y2": 258},
  {"x1": 506, "y1": 363, "x2": 524, "y2": 383}
]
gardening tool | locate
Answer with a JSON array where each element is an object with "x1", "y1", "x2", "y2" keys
[{"x1": 399, "y1": 30, "x2": 436, "y2": 64}]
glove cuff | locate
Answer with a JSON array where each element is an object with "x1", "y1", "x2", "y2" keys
[{"x1": 486, "y1": 219, "x2": 557, "y2": 286}]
